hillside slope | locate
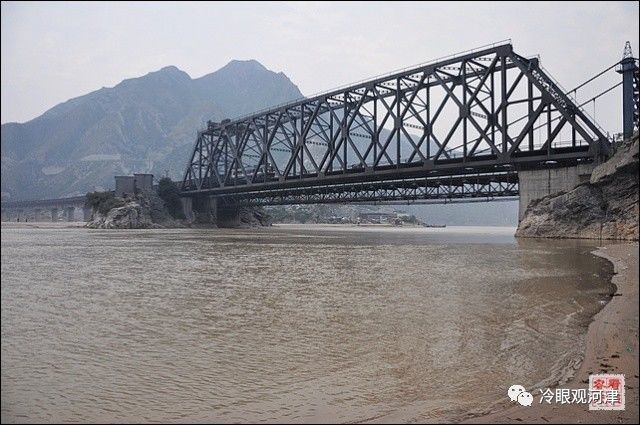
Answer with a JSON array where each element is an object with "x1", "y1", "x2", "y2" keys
[{"x1": 1, "y1": 60, "x2": 302, "y2": 201}]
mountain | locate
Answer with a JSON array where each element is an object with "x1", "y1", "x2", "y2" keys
[{"x1": 1, "y1": 60, "x2": 303, "y2": 201}]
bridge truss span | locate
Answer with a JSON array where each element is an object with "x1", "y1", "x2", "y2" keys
[
  {"x1": 182, "y1": 43, "x2": 611, "y2": 205},
  {"x1": 220, "y1": 171, "x2": 519, "y2": 207}
]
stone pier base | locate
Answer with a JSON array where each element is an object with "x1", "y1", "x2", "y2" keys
[
  {"x1": 64, "y1": 206, "x2": 75, "y2": 222},
  {"x1": 518, "y1": 164, "x2": 595, "y2": 221},
  {"x1": 83, "y1": 207, "x2": 92, "y2": 221},
  {"x1": 182, "y1": 195, "x2": 241, "y2": 228}
]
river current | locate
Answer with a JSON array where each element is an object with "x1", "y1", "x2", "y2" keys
[{"x1": 1, "y1": 224, "x2": 612, "y2": 423}]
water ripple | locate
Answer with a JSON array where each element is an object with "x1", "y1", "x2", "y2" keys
[{"x1": 1, "y1": 225, "x2": 611, "y2": 423}]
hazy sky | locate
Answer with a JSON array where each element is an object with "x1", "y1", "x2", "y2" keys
[{"x1": 2, "y1": 1, "x2": 638, "y2": 134}]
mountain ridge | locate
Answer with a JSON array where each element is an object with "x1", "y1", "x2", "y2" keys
[{"x1": 1, "y1": 61, "x2": 303, "y2": 201}]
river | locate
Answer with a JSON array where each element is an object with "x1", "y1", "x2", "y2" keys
[{"x1": 0, "y1": 224, "x2": 612, "y2": 423}]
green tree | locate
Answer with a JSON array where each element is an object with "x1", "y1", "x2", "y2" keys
[{"x1": 157, "y1": 177, "x2": 185, "y2": 219}]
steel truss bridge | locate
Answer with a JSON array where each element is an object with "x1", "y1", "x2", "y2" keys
[{"x1": 181, "y1": 42, "x2": 612, "y2": 206}]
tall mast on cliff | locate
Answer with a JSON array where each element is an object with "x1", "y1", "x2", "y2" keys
[{"x1": 616, "y1": 41, "x2": 639, "y2": 139}]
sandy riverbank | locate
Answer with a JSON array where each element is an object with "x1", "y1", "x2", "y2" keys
[{"x1": 464, "y1": 242, "x2": 639, "y2": 424}]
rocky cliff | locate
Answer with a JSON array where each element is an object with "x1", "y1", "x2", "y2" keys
[
  {"x1": 86, "y1": 191, "x2": 185, "y2": 229},
  {"x1": 86, "y1": 198, "x2": 157, "y2": 229},
  {"x1": 516, "y1": 134, "x2": 639, "y2": 240}
]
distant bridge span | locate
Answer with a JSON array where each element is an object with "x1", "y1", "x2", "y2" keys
[
  {"x1": 180, "y1": 42, "x2": 616, "y2": 222},
  {"x1": 1, "y1": 195, "x2": 90, "y2": 222}
]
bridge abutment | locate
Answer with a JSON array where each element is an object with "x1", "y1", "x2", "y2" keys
[{"x1": 518, "y1": 164, "x2": 595, "y2": 221}]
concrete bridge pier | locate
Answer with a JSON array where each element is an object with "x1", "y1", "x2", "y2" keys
[
  {"x1": 191, "y1": 195, "x2": 218, "y2": 225},
  {"x1": 83, "y1": 207, "x2": 92, "y2": 221},
  {"x1": 216, "y1": 201, "x2": 241, "y2": 228},
  {"x1": 517, "y1": 163, "x2": 596, "y2": 221},
  {"x1": 180, "y1": 197, "x2": 194, "y2": 222},
  {"x1": 51, "y1": 207, "x2": 59, "y2": 222},
  {"x1": 185, "y1": 195, "x2": 241, "y2": 228},
  {"x1": 34, "y1": 208, "x2": 42, "y2": 222},
  {"x1": 64, "y1": 206, "x2": 75, "y2": 222},
  {"x1": 199, "y1": 196, "x2": 218, "y2": 224}
]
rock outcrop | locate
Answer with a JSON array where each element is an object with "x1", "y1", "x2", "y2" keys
[
  {"x1": 239, "y1": 207, "x2": 272, "y2": 227},
  {"x1": 516, "y1": 134, "x2": 639, "y2": 240},
  {"x1": 87, "y1": 191, "x2": 271, "y2": 229},
  {"x1": 86, "y1": 194, "x2": 158, "y2": 229}
]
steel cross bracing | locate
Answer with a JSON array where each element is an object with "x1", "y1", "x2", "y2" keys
[
  {"x1": 182, "y1": 43, "x2": 610, "y2": 204},
  {"x1": 221, "y1": 172, "x2": 518, "y2": 206}
]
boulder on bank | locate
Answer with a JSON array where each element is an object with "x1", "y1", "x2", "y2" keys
[{"x1": 516, "y1": 134, "x2": 639, "y2": 241}]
